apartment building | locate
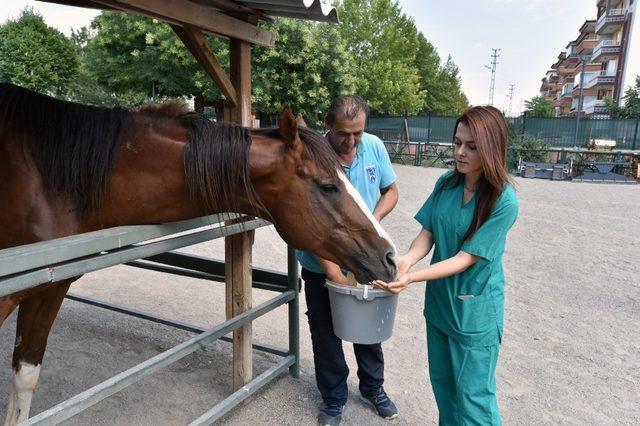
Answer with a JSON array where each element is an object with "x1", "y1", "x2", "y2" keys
[{"x1": 539, "y1": 0, "x2": 637, "y2": 117}]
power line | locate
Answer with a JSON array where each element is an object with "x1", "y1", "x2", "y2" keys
[{"x1": 485, "y1": 48, "x2": 500, "y2": 106}]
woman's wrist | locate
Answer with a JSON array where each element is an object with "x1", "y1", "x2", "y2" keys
[{"x1": 405, "y1": 271, "x2": 415, "y2": 285}]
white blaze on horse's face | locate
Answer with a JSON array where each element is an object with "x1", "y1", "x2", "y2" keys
[{"x1": 337, "y1": 171, "x2": 397, "y2": 254}]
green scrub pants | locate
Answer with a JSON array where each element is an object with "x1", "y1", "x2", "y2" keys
[{"x1": 426, "y1": 321, "x2": 501, "y2": 425}]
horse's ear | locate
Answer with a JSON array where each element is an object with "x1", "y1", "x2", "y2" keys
[
  {"x1": 295, "y1": 113, "x2": 307, "y2": 128},
  {"x1": 279, "y1": 107, "x2": 298, "y2": 147}
]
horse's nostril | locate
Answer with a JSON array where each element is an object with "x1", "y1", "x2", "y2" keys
[{"x1": 384, "y1": 251, "x2": 396, "y2": 271}]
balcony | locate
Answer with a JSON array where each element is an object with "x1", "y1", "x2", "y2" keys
[
  {"x1": 595, "y1": 8, "x2": 626, "y2": 34},
  {"x1": 583, "y1": 99, "x2": 609, "y2": 115},
  {"x1": 575, "y1": 38, "x2": 598, "y2": 55},
  {"x1": 556, "y1": 83, "x2": 574, "y2": 103},
  {"x1": 592, "y1": 39, "x2": 621, "y2": 61},
  {"x1": 583, "y1": 70, "x2": 616, "y2": 89}
]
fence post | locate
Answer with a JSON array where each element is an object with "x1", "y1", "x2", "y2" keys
[
  {"x1": 633, "y1": 117, "x2": 639, "y2": 151},
  {"x1": 403, "y1": 117, "x2": 410, "y2": 143},
  {"x1": 520, "y1": 111, "x2": 527, "y2": 143}
]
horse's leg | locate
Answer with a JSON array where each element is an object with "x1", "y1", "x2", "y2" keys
[
  {"x1": 0, "y1": 296, "x2": 20, "y2": 327},
  {"x1": 4, "y1": 281, "x2": 72, "y2": 426}
]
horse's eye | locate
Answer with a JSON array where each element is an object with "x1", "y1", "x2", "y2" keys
[{"x1": 320, "y1": 183, "x2": 339, "y2": 194}]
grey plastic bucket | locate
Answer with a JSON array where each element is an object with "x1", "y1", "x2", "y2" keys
[{"x1": 326, "y1": 280, "x2": 398, "y2": 344}]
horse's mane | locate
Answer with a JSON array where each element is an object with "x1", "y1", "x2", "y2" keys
[
  {"x1": 0, "y1": 83, "x2": 129, "y2": 215},
  {"x1": 182, "y1": 117, "x2": 340, "y2": 218},
  {"x1": 0, "y1": 83, "x2": 340, "y2": 217}
]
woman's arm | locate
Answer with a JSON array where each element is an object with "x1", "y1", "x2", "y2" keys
[
  {"x1": 395, "y1": 229, "x2": 434, "y2": 275},
  {"x1": 374, "y1": 250, "x2": 479, "y2": 294}
]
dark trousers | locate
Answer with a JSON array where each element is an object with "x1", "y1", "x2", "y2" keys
[{"x1": 302, "y1": 268, "x2": 384, "y2": 405}]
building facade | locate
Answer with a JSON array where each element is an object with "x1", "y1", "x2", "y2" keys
[{"x1": 539, "y1": 0, "x2": 637, "y2": 117}]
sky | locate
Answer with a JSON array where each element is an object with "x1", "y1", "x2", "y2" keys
[{"x1": 1, "y1": 0, "x2": 638, "y2": 115}]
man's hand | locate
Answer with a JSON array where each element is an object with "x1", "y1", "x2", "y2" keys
[{"x1": 318, "y1": 257, "x2": 349, "y2": 285}]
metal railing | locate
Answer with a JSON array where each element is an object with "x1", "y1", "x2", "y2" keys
[
  {"x1": 1, "y1": 213, "x2": 301, "y2": 425},
  {"x1": 368, "y1": 114, "x2": 640, "y2": 150},
  {"x1": 596, "y1": 8, "x2": 627, "y2": 32}
]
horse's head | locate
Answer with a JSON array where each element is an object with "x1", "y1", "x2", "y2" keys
[{"x1": 248, "y1": 108, "x2": 396, "y2": 283}]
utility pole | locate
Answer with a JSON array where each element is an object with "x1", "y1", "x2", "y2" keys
[
  {"x1": 574, "y1": 56, "x2": 588, "y2": 147},
  {"x1": 506, "y1": 84, "x2": 515, "y2": 117},
  {"x1": 485, "y1": 48, "x2": 500, "y2": 106}
]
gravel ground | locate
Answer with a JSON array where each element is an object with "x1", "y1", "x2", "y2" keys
[{"x1": 1, "y1": 165, "x2": 639, "y2": 425}]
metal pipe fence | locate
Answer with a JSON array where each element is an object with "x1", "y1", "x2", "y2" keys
[
  {"x1": 1, "y1": 213, "x2": 300, "y2": 425},
  {"x1": 368, "y1": 114, "x2": 640, "y2": 150}
]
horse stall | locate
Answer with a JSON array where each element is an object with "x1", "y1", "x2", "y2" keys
[
  {"x1": 0, "y1": 1, "x2": 353, "y2": 424},
  {"x1": 0, "y1": 214, "x2": 300, "y2": 424}
]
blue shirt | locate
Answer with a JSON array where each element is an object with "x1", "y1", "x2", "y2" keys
[{"x1": 296, "y1": 132, "x2": 397, "y2": 273}]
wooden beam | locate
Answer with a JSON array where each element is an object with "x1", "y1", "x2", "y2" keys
[
  {"x1": 36, "y1": 0, "x2": 118, "y2": 11},
  {"x1": 171, "y1": 25, "x2": 237, "y2": 107},
  {"x1": 228, "y1": 38, "x2": 253, "y2": 126},
  {"x1": 92, "y1": 0, "x2": 276, "y2": 46},
  {"x1": 224, "y1": 35, "x2": 254, "y2": 392},
  {"x1": 225, "y1": 230, "x2": 254, "y2": 390}
]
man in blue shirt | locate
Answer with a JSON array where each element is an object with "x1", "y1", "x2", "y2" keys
[{"x1": 297, "y1": 95, "x2": 398, "y2": 426}]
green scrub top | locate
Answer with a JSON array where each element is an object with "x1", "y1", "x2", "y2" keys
[{"x1": 415, "y1": 171, "x2": 518, "y2": 347}]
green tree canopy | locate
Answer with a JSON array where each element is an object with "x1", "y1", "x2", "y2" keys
[
  {"x1": 252, "y1": 18, "x2": 356, "y2": 127},
  {"x1": 414, "y1": 35, "x2": 469, "y2": 115},
  {"x1": 524, "y1": 95, "x2": 555, "y2": 117},
  {"x1": 0, "y1": 9, "x2": 79, "y2": 96},
  {"x1": 76, "y1": 12, "x2": 224, "y2": 106},
  {"x1": 337, "y1": 0, "x2": 425, "y2": 114},
  {"x1": 617, "y1": 75, "x2": 640, "y2": 118}
]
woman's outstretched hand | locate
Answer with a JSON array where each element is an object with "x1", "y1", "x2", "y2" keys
[
  {"x1": 372, "y1": 273, "x2": 412, "y2": 294},
  {"x1": 394, "y1": 254, "x2": 412, "y2": 276}
]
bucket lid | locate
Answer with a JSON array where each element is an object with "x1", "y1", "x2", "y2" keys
[{"x1": 325, "y1": 280, "x2": 395, "y2": 301}]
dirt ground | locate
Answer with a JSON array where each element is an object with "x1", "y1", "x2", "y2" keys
[{"x1": 1, "y1": 165, "x2": 639, "y2": 425}]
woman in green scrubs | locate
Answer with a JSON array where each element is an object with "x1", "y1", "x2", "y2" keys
[{"x1": 374, "y1": 106, "x2": 518, "y2": 425}]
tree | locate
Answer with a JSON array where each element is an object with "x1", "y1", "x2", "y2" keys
[
  {"x1": 524, "y1": 95, "x2": 555, "y2": 117},
  {"x1": 414, "y1": 35, "x2": 469, "y2": 115},
  {"x1": 618, "y1": 75, "x2": 640, "y2": 118},
  {"x1": 252, "y1": 18, "x2": 356, "y2": 127},
  {"x1": 337, "y1": 0, "x2": 425, "y2": 114},
  {"x1": 77, "y1": 12, "x2": 226, "y2": 106},
  {"x1": 0, "y1": 9, "x2": 79, "y2": 96},
  {"x1": 432, "y1": 56, "x2": 469, "y2": 115}
]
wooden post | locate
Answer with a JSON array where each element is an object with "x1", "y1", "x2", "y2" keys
[{"x1": 225, "y1": 34, "x2": 253, "y2": 391}]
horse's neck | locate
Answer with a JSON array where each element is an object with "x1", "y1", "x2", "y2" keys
[{"x1": 94, "y1": 116, "x2": 207, "y2": 227}]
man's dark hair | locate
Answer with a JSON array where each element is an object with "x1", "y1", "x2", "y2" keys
[{"x1": 325, "y1": 95, "x2": 370, "y2": 126}]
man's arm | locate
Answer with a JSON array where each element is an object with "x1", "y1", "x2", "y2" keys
[
  {"x1": 317, "y1": 258, "x2": 349, "y2": 285},
  {"x1": 373, "y1": 182, "x2": 398, "y2": 222}
]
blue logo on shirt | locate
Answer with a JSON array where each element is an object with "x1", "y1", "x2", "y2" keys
[{"x1": 366, "y1": 166, "x2": 376, "y2": 183}]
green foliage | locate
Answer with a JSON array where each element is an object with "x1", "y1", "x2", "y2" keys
[
  {"x1": 414, "y1": 36, "x2": 468, "y2": 115},
  {"x1": 0, "y1": 9, "x2": 79, "y2": 96},
  {"x1": 508, "y1": 136, "x2": 549, "y2": 171},
  {"x1": 2, "y1": 5, "x2": 471, "y2": 120},
  {"x1": 603, "y1": 76, "x2": 639, "y2": 118},
  {"x1": 618, "y1": 75, "x2": 640, "y2": 118},
  {"x1": 337, "y1": 0, "x2": 425, "y2": 114},
  {"x1": 524, "y1": 95, "x2": 555, "y2": 118},
  {"x1": 252, "y1": 18, "x2": 355, "y2": 127},
  {"x1": 506, "y1": 119, "x2": 548, "y2": 171},
  {"x1": 76, "y1": 12, "x2": 223, "y2": 106}
]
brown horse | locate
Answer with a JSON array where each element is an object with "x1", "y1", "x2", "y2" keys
[{"x1": 0, "y1": 83, "x2": 396, "y2": 424}]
